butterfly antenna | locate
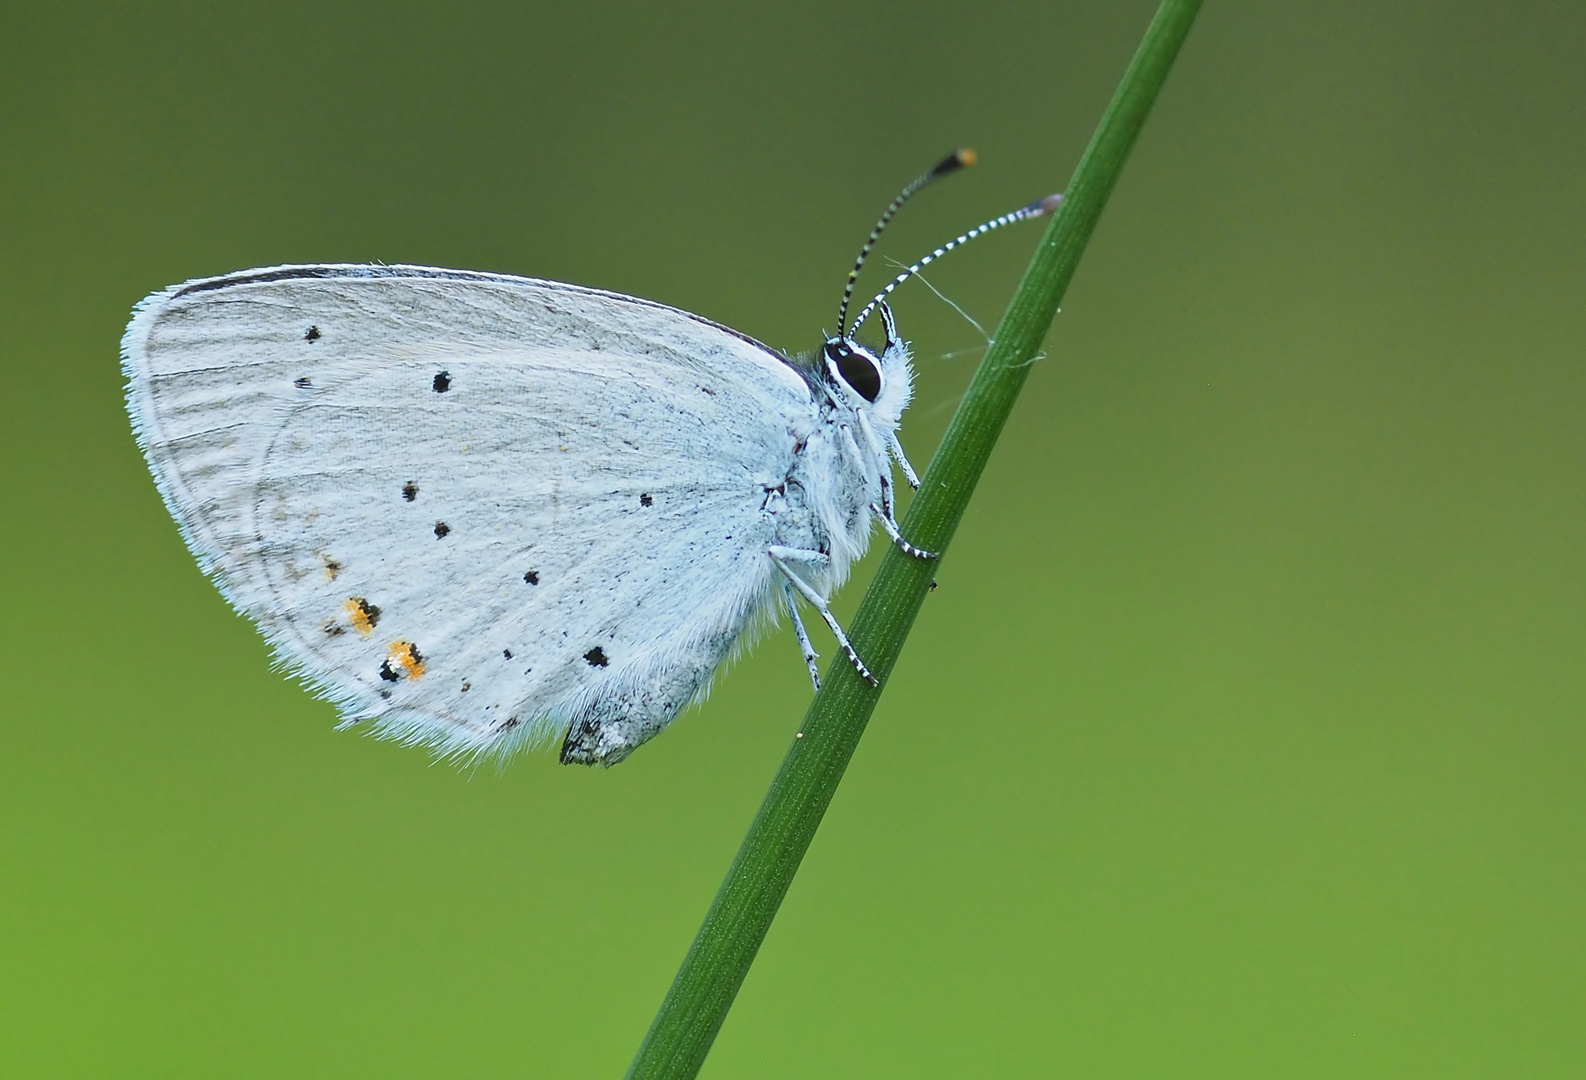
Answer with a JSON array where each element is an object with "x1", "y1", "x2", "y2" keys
[
  {"x1": 837, "y1": 148, "x2": 977, "y2": 337},
  {"x1": 847, "y1": 192, "x2": 1063, "y2": 337}
]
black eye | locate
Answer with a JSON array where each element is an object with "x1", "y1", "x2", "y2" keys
[{"x1": 825, "y1": 340, "x2": 881, "y2": 403}]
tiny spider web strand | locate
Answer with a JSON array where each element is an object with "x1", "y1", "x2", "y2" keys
[
  {"x1": 888, "y1": 259, "x2": 990, "y2": 343},
  {"x1": 837, "y1": 149, "x2": 977, "y2": 337},
  {"x1": 848, "y1": 193, "x2": 1062, "y2": 337}
]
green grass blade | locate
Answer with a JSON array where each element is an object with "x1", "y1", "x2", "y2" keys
[{"x1": 627, "y1": 3, "x2": 1204, "y2": 1075}]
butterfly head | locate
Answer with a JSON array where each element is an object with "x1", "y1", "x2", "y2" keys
[
  {"x1": 820, "y1": 148, "x2": 1056, "y2": 431},
  {"x1": 820, "y1": 307, "x2": 913, "y2": 430}
]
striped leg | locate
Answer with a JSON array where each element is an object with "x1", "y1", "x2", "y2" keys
[
  {"x1": 784, "y1": 580, "x2": 821, "y2": 691},
  {"x1": 769, "y1": 546, "x2": 877, "y2": 686}
]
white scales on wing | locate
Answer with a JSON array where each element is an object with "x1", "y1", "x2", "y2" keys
[{"x1": 121, "y1": 152, "x2": 1060, "y2": 765}]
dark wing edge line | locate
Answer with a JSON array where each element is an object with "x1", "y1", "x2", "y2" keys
[{"x1": 156, "y1": 262, "x2": 797, "y2": 370}]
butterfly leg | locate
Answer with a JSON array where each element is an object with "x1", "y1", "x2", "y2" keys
[
  {"x1": 870, "y1": 504, "x2": 935, "y2": 559},
  {"x1": 769, "y1": 547, "x2": 878, "y2": 686},
  {"x1": 847, "y1": 415, "x2": 895, "y2": 521},
  {"x1": 784, "y1": 580, "x2": 822, "y2": 691},
  {"x1": 847, "y1": 415, "x2": 936, "y2": 560},
  {"x1": 887, "y1": 430, "x2": 921, "y2": 490}
]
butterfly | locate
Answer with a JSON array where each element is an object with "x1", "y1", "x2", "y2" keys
[{"x1": 121, "y1": 151, "x2": 1057, "y2": 765}]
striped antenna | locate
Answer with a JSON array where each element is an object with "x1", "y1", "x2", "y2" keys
[
  {"x1": 847, "y1": 193, "x2": 1062, "y2": 337},
  {"x1": 837, "y1": 148, "x2": 977, "y2": 337}
]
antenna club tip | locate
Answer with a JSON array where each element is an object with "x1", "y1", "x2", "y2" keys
[
  {"x1": 1033, "y1": 192, "x2": 1063, "y2": 215},
  {"x1": 930, "y1": 148, "x2": 977, "y2": 178}
]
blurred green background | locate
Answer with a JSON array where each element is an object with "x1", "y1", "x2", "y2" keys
[{"x1": 2, "y1": 2, "x2": 1582, "y2": 1075}]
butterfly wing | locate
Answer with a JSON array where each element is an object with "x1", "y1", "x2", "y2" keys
[{"x1": 123, "y1": 265, "x2": 816, "y2": 762}]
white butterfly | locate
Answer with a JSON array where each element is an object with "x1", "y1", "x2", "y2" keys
[{"x1": 121, "y1": 154, "x2": 1057, "y2": 765}]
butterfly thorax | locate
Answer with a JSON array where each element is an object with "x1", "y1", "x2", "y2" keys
[{"x1": 773, "y1": 335, "x2": 915, "y2": 596}]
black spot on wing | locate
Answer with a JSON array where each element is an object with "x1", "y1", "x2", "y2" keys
[
  {"x1": 304, "y1": 325, "x2": 321, "y2": 342},
  {"x1": 434, "y1": 521, "x2": 450, "y2": 539},
  {"x1": 639, "y1": 493, "x2": 653, "y2": 507},
  {"x1": 294, "y1": 376, "x2": 312, "y2": 389},
  {"x1": 503, "y1": 649, "x2": 513, "y2": 659},
  {"x1": 523, "y1": 570, "x2": 539, "y2": 585},
  {"x1": 584, "y1": 647, "x2": 609, "y2": 668},
  {"x1": 378, "y1": 660, "x2": 400, "y2": 682},
  {"x1": 433, "y1": 371, "x2": 451, "y2": 393},
  {"x1": 402, "y1": 481, "x2": 418, "y2": 502}
]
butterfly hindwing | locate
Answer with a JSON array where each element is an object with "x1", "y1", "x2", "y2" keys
[{"x1": 124, "y1": 265, "x2": 816, "y2": 760}]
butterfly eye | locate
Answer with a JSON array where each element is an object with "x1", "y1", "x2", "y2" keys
[{"x1": 824, "y1": 340, "x2": 882, "y2": 403}]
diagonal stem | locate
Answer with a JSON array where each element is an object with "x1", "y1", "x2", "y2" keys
[{"x1": 626, "y1": 3, "x2": 1204, "y2": 1076}]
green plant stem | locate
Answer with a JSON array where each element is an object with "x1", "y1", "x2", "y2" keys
[{"x1": 626, "y1": 3, "x2": 1203, "y2": 1076}]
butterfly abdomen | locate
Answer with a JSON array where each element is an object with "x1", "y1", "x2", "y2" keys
[{"x1": 556, "y1": 622, "x2": 747, "y2": 766}]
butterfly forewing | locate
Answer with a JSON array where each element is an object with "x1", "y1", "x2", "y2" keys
[{"x1": 124, "y1": 266, "x2": 815, "y2": 758}]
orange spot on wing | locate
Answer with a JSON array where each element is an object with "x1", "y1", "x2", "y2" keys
[
  {"x1": 344, "y1": 597, "x2": 378, "y2": 637},
  {"x1": 388, "y1": 641, "x2": 425, "y2": 680}
]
